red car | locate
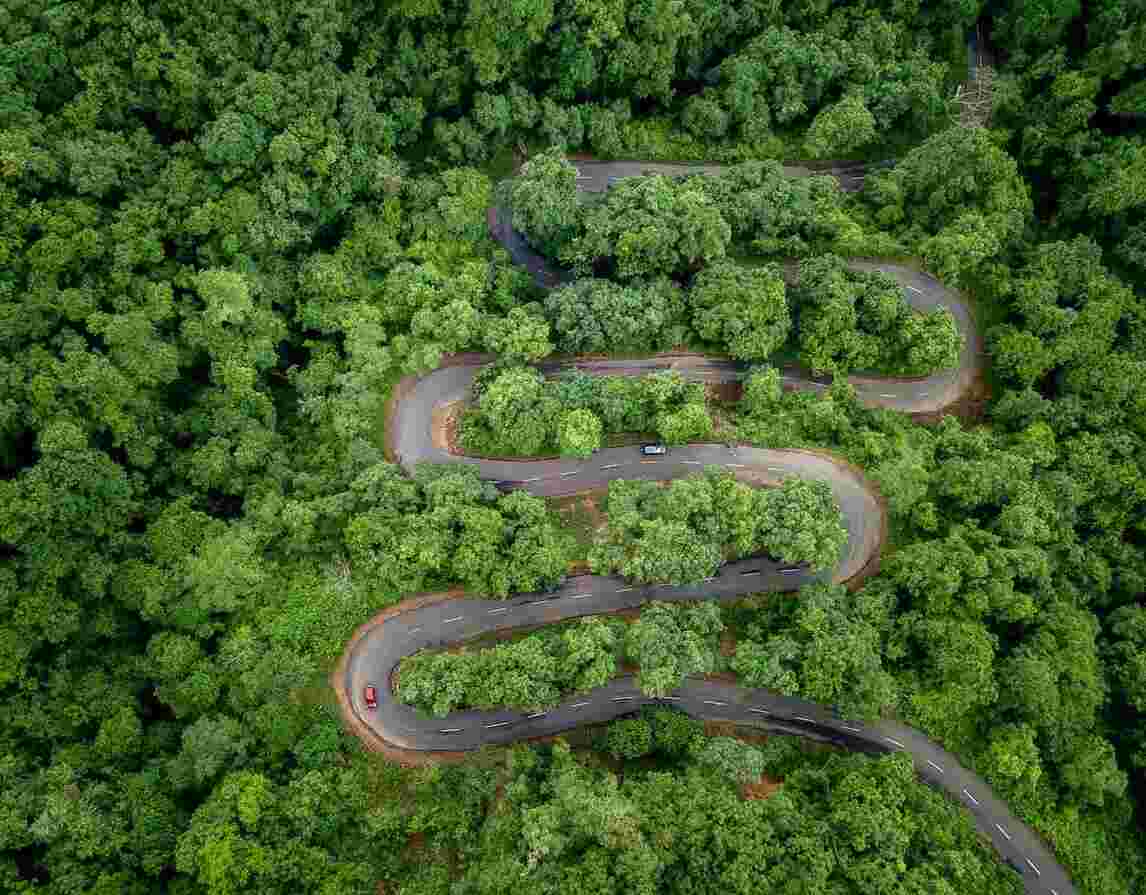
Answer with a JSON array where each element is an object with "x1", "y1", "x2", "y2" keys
[{"x1": 364, "y1": 684, "x2": 378, "y2": 710}]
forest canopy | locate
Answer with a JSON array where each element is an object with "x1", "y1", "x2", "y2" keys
[{"x1": 2, "y1": 1, "x2": 1146, "y2": 895}]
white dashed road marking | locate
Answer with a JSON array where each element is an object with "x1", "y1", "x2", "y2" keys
[
  {"x1": 523, "y1": 477, "x2": 540, "y2": 483},
  {"x1": 618, "y1": 587, "x2": 634, "y2": 592},
  {"x1": 703, "y1": 700, "x2": 727, "y2": 707},
  {"x1": 662, "y1": 696, "x2": 682, "y2": 701},
  {"x1": 439, "y1": 728, "x2": 463, "y2": 733},
  {"x1": 570, "y1": 593, "x2": 591, "y2": 600},
  {"x1": 841, "y1": 724, "x2": 861, "y2": 732},
  {"x1": 570, "y1": 702, "x2": 590, "y2": 708},
  {"x1": 1026, "y1": 858, "x2": 1041, "y2": 876},
  {"x1": 526, "y1": 711, "x2": 547, "y2": 719},
  {"x1": 682, "y1": 460, "x2": 702, "y2": 465},
  {"x1": 601, "y1": 464, "x2": 621, "y2": 469},
  {"x1": 884, "y1": 736, "x2": 905, "y2": 748},
  {"x1": 484, "y1": 721, "x2": 510, "y2": 729},
  {"x1": 409, "y1": 627, "x2": 422, "y2": 634},
  {"x1": 611, "y1": 696, "x2": 635, "y2": 702},
  {"x1": 443, "y1": 616, "x2": 463, "y2": 624},
  {"x1": 487, "y1": 607, "x2": 509, "y2": 614},
  {"x1": 795, "y1": 716, "x2": 816, "y2": 723},
  {"x1": 748, "y1": 707, "x2": 769, "y2": 715},
  {"x1": 906, "y1": 285, "x2": 922, "y2": 293},
  {"x1": 962, "y1": 789, "x2": 980, "y2": 806},
  {"x1": 995, "y1": 823, "x2": 1011, "y2": 841},
  {"x1": 560, "y1": 470, "x2": 577, "y2": 477},
  {"x1": 926, "y1": 760, "x2": 944, "y2": 773},
  {"x1": 741, "y1": 570, "x2": 761, "y2": 576},
  {"x1": 879, "y1": 393, "x2": 896, "y2": 398}
]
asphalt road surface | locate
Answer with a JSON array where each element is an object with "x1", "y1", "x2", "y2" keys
[{"x1": 340, "y1": 165, "x2": 1071, "y2": 894}]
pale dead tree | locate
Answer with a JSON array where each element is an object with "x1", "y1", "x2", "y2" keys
[
  {"x1": 954, "y1": 24, "x2": 994, "y2": 129},
  {"x1": 954, "y1": 65, "x2": 994, "y2": 129}
]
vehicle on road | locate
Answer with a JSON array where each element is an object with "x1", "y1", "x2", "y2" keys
[
  {"x1": 364, "y1": 684, "x2": 378, "y2": 710},
  {"x1": 641, "y1": 443, "x2": 668, "y2": 456}
]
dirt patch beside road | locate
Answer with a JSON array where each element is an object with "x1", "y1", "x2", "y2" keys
[{"x1": 433, "y1": 401, "x2": 464, "y2": 453}]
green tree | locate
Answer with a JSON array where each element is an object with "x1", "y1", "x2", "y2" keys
[
  {"x1": 483, "y1": 306, "x2": 554, "y2": 363},
  {"x1": 466, "y1": 367, "x2": 556, "y2": 456},
  {"x1": 625, "y1": 602, "x2": 723, "y2": 695},
  {"x1": 690, "y1": 260, "x2": 791, "y2": 361},
  {"x1": 756, "y1": 479, "x2": 848, "y2": 571},
  {"x1": 733, "y1": 584, "x2": 895, "y2": 720},
  {"x1": 543, "y1": 278, "x2": 686, "y2": 354},
  {"x1": 863, "y1": 127, "x2": 1031, "y2": 281},
  {"x1": 565, "y1": 175, "x2": 731, "y2": 279},
  {"x1": 557, "y1": 408, "x2": 603, "y2": 458},
  {"x1": 696, "y1": 737, "x2": 766, "y2": 785},
  {"x1": 794, "y1": 255, "x2": 961, "y2": 375},
  {"x1": 655, "y1": 401, "x2": 715, "y2": 446},
  {"x1": 606, "y1": 718, "x2": 655, "y2": 759},
  {"x1": 802, "y1": 92, "x2": 877, "y2": 158},
  {"x1": 505, "y1": 148, "x2": 582, "y2": 257}
]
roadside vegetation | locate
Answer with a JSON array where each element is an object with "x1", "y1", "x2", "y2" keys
[
  {"x1": 390, "y1": 735, "x2": 1024, "y2": 894},
  {"x1": 509, "y1": 152, "x2": 963, "y2": 375},
  {"x1": 2, "y1": 0, "x2": 1145, "y2": 894},
  {"x1": 397, "y1": 602, "x2": 723, "y2": 715},
  {"x1": 588, "y1": 470, "x2": 847, "y2": 582},
  {"x1": 459, "y1": 368, "x2": 714, "y2": 457}
]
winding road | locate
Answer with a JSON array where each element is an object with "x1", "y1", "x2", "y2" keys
[
  {"x1": 488, "y1": 159, "x2": 983, "y2": 415},
  {"x1": 336, "y1": 165, "x2": 1073, "y2": 895}
]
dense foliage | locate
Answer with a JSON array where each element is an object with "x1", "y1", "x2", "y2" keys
[
  {"x1": 344, "y1": 463, "x2": 570, "y2": 598},
  {"x1": 588, "y1": 469, "x2": 847, "y2": 582},
  {"x1": 397, "y1": 601, "x2": 722, "y2": 714},
  {"x1": 793, "y1": 255, "x2": 962, "y2": 375},
  {"x1": 459, "y1": 368, "x2": 714, "y2": 457},
  {"x1": 509, "y1": 152, "x2": 959, "y2": 372},
  {"x1": 397, "y1": 616, "x2": 627, "y2": 716},
  {"x1": 732, "y1": 582, "x2": 896, "y2": 722},
  {"x1": 543, "y1": 278, "x2": 688, "y2": 355},
  {"x1": 389, "y1": 737, "x2": 1024, "y2": 895},
  {"x1": 2, "y1": 0, "x2": 1146, "y2": 893}
]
